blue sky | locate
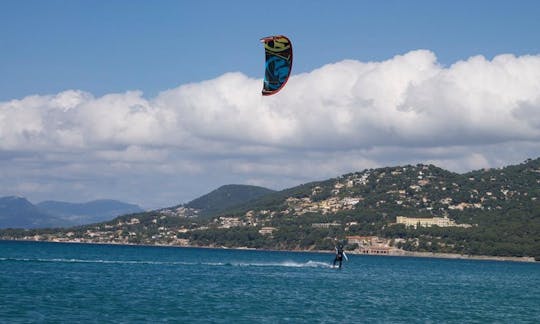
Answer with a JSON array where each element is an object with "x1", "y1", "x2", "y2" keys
[
  {"x1": 1, "y1": 1, "x2": 540, "y2": 208},
  {"x1": 2, "y1": 0, "x2": 539, "y2": 100}
]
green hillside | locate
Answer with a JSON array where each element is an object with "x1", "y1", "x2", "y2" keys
[
  {"x1": 2, "y1": 158, "x2": 539, "y2": 259},
  {"x1": 184, "y1": 184, "x2": 275, "y2": 217}
]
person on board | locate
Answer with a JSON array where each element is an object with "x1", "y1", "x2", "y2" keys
[{"x1": 333, "y1": 243, "x2": 345, "y2": 269}]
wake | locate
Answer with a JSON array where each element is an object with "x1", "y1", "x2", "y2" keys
[
  {"x1": 1, "y1": 257, "x2": 333, "y2": 268},
  {"x1": 231, "y1": 260, "x2": 333, "y2": 268}
]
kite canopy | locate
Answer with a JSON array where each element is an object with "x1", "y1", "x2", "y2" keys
[{"x1": 261, "y1": 35, "x2": 293, "y2": 96}]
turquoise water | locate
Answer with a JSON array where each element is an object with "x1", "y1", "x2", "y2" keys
[{"x1": 1, "y1": 241, "x2": 539, "y2": 323}]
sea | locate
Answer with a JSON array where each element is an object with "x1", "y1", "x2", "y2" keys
[{"x1": 1, "y1": 241, "x2": 539, "y2": 323}]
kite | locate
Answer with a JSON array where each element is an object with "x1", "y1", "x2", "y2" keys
[{"x1": 261, "y1": 35, "x2": 293, "y2": 96}]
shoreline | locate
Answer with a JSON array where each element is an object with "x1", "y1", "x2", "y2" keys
[
  {"x1": 389, "y1": 250, "x2": 536, "y2": 263},
  {"x1": 2, "y1": 238, "x2": 537, "y2": 263}
]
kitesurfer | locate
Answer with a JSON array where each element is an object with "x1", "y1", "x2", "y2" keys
[{"x1": 333, "y1": 243, "x2": 345, "y2": 269}]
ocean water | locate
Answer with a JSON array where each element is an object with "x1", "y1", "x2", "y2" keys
[{"x1": 1, "y1": 241, "x2": 539, "y2": 323}]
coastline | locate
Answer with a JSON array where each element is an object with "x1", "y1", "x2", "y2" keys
[
  {"x1": 389, "y1": 250, "x2": 536, "y2": 263},
  {"x1": 2, "y1": 238, "x2": 537, "y2": 263}
]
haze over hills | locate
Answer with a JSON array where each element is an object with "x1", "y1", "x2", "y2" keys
[
  {"x1": 0, "y1": 198, "x2": 143, "y2": 229},
  {"x1": 36, "y1": 200, "x2": 144, "y2": 225},
  {"x1": 1, "y1": 158, "x2": 539, "y2": 259}
]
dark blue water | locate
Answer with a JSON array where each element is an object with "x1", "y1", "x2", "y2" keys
[{"x1": 1, "y1": 241, "x2": 539, "y2": 323}]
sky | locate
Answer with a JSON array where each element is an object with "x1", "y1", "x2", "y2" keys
[{"x1": 1, "y1": 1, "x2": 540, "y2": 209}]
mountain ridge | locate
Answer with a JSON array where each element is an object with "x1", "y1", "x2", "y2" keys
[
  {"x1": 0, "y1": 196, "x2": 61, "y2": 228},
  {"x1": 0, "y1": 198, "x2": 144, "y2": 228},
  {"x1": 185, "y1": 184, "x2": 275, "y2": 213}
]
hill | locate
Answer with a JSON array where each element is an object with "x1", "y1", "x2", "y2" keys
[
  {"x1": 161, "y1": 184, "x2": 275, "y2": 218},
  {"x1": 2, "y1": 158, "x2": 539, "y2": 259},
  {"x1": 186, "y1": 184, "x2": 275, "y2": 215},
  {"x1": 0, "y1": 196, "x2": 62, "y2": 228},
  {"x1": 0, "y1": 197, "x2": 143, "y2": 228}
]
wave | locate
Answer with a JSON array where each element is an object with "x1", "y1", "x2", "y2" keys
[{"x1": 0, "y1": 257, "x2": 332, "y2": 268}]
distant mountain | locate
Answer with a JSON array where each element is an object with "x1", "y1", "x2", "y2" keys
[
  {"x1": 0, "y1": 196, "x2": 61, "y2": 228},
  {"x1": 0, "y1": 197, "x2": 143, "y2": 229},
  {"x1": 37, "y1": 200, "x2": 144, "y2": 225},
  {"x1": 184, "y1": 184, "x2": 275, "y2": 217}
]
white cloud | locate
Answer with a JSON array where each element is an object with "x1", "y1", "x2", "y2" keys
[{"x1": 1, "y1": 50, "x2": 540, "y2": 207}]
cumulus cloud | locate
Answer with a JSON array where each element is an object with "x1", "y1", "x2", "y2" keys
[
  {"x1": 1, "y1": 50, "x2": 540, "y2": 207},
  {"x1": 2, "y1": 50, "x2": 540, "y2": 151}
]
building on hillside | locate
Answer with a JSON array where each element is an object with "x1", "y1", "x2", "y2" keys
[
  {"x1": 346, "y1": 236, "x2": 393, "y2": 254},
  {"x1": 395, "y1": 216, "x2": 471, "y2": 228},
  {"x1": 346, "y1": 236, "x2": 383, "y2": 246},
  {"x1": 217, "y1": 217, "x2": 244, "y2": 228},
  {"x1": 258, "y1": 227, "x2": 277, "y2": 235},
  {"x1": 312, "y1": 222, "x2": 341, "y2": 228},
  {"x1": 358, "y1": 246, "x2": 391, "y2": 255}
]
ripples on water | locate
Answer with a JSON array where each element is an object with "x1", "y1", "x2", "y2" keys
[{"x1": 1, "y1": 241, "x2": 539, "y2": 323}]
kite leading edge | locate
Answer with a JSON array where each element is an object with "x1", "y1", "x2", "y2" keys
[{"x1": 261, "y1": 35, "x2": 293, "y2": 96}]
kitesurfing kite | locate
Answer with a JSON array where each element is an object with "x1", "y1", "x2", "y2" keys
[{"x1": 261, "y1": 35, "x2": 293, "y2": 95}]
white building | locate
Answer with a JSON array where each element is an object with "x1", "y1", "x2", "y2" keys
[{"x1": 395, "y1": 216, "x2": 471, "y2": 228}]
